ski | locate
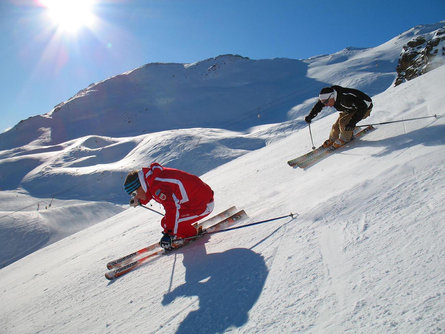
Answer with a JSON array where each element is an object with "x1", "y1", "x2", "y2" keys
[
  {"x1": 105, "y1": 209, "x2": 247, "y2": 280},
  {"x1": 106, "y1": 206, "x2": 238, "y2": 270},
  {"x1": 193, "y1": 205, "x2": 238, "y2": 230},
  {"x1": 288, "y1": 125, "x2": 375, "y2": 169}
]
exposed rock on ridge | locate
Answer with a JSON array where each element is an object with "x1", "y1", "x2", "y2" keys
[{"x1": 395, "y1": 25, "x2": 445, "y2": 86}]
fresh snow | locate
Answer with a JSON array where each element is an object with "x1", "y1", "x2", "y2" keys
[{"x1": 0, "y1": 23, "x2": 444, "y2": 333}]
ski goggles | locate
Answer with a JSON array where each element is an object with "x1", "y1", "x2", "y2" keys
[
  {"x1": 319, "y1": 92, "x2": 334, "y2": 104},
  {"x1": 124, "y1": 178, "x2": 141, "y2": 195}
]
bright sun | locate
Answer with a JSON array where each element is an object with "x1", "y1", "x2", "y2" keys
[{"x1": 41, "y1": 0, "x2": 96, "y2": 33}]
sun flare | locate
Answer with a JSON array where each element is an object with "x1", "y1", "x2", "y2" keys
[{"x1": 41, "y1": 0, "x2": 96, "y2": 33}]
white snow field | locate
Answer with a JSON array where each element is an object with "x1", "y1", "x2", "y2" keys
[
  {"x1": 0, "y1": 22, "x2": 444, "y2": 333},
  {"x1": 1, "y1": 22, "x2": 444, "y2": 268}
]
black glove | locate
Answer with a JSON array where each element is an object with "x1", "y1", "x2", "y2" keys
[
  {"x1": 159, "y1": 233, "x2": 173, "y2": 250},
  {"x1": 345, "y1": 122, "x2": 356, "y2": 131},
  {"x1": 304, "y1": 115, "x2": 313, "y2": 124},
  {"x1": 129, "y1": 196, "x2": 139, "y2": 207}
]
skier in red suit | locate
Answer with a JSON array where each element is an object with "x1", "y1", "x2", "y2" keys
[{"x1": 123, "y1": 163, "x2": 214, "y2": 250}]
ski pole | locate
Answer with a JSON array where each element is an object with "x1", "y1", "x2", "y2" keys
[
  {"x1": 356, "y1": 114, "x2": 438, "y2": 127},
  {"x1": 139, "y1": 203, "x2": 164, "y2": 216},
  {"x1": 200, "y1": 212, "x2": 297, "y2": 237},
  {"x1": 308, "y1": 124, "x2": 316, "y2": 150},
  {"x1": 212, "y1": 212, "x2": 297, "y2": 234}
]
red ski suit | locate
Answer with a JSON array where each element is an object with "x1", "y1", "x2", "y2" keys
[{"x1": 138, "y1": 163, "x2": 214, "y2": 238}]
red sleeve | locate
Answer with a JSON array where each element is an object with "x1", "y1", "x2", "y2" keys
[
  {"x1": 152, "y1": 184, "x2": 179, "y2": 235},
  {"x1": 138, "y1": 197, "x2": 149, "y2": 205}
]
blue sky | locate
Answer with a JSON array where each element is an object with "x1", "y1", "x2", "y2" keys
[{"x1": 0, "y1": 0, "x2": 444, "y2": 132}]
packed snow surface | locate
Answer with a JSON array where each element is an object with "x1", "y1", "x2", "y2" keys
[
  {"x1": 0, "y1": 63, "x2": 444, "y2": 334},
  {"x1": 0, "y1": 22, "x2": 444, "y2": 334}
]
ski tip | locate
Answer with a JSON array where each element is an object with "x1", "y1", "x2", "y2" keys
[
  {"x1": 105, "y1": 272, "x2": 116, "y2": 280},
  {"x1": 287, "y1": 161, "x2": 300, "y2": 168}
]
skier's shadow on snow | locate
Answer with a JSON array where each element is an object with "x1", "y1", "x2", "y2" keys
[{"x1": 161, "y1": 240, "x2": 268, "y2": 334}]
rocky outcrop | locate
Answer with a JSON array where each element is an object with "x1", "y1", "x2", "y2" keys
[{"x1": 395, "y1": 26, "x2": 445, "y2": 86}]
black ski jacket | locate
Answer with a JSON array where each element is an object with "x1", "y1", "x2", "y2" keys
[{"x1": 308, "y1": 85, "x2": 373, "y2": 126}]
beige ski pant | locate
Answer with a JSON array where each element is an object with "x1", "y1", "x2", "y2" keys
[{"x1": 330, "y1": 108, "x2": 372, "y2": 142}]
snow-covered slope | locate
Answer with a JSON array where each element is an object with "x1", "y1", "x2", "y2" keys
[
  {"x1": 1, "y1": 21, "x2": 444, "y2": 273},
  {"x1": 1, "y1": 63, "x2": 444, "y2": 333}
]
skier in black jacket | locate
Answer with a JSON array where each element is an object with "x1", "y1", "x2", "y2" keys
[{"x1": 304, "y1": 86, "x2": 373, "y2": 148}]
